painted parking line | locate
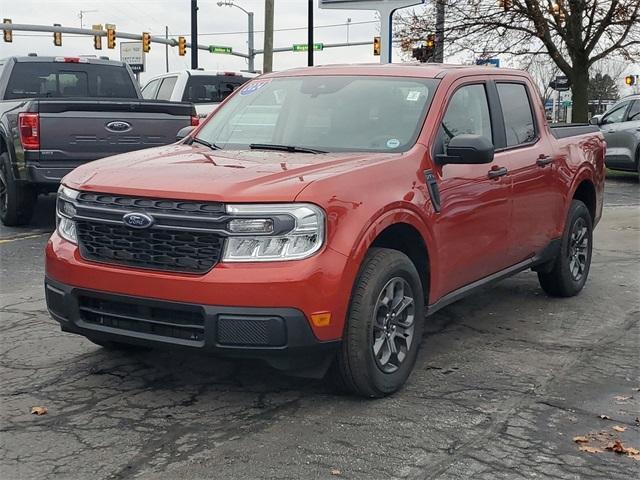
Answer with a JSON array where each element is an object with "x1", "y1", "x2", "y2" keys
[{"x1": 0, "y1": 232, "x2": 52, "y2": 244}]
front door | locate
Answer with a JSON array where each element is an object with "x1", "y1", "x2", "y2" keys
[
  {"x1": 600, "y1": 100, "x2": 635, "y2": 169},
  {"x1": 431, "y1": 81, "x2": 512, "y2": 296}
]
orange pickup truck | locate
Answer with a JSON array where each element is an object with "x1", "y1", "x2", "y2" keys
[{"x1": 46, "y1": 64, "x2": 605, "y2": 397}]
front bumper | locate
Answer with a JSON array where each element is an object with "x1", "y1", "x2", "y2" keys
[{"x1": 45, "y1": 276, "x2": 340, "y2": 374}]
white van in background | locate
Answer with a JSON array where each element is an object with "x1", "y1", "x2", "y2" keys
[{"x1": 142, "y1": 70, "x2": 257, "y2": 118}]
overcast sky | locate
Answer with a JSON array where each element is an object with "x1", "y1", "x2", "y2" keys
[
  {"x1": 1, "y1": 0, "x2": 637, "y2": 95},
  {"x1": 0, "y1": 0, "x2": 390, "y2": 81}
]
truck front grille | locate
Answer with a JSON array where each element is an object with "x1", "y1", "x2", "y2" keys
[
  {"x1": 77, "y1": 221, "x2": 223, "y2": 273},
  {"x1": 74, "y1": 193, "x2": 226, "y2": 274}
]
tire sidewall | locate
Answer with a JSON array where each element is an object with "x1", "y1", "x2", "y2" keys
[
  {"x1": 348, "y1": 250, "x2": 425, "y2": 396},
  {"x1": 559, "y1": 201, "x2": 593, "y2": 293}
]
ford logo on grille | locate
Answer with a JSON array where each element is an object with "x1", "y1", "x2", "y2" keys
[
  {"x1": 123, "y1": 212, "x2": 154, "y2": 229},
  {"x1": 105, "y1": 120, "x2": 132, "y2": 133}
]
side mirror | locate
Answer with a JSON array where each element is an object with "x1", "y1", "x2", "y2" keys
[
  {"x1": 589, "y1": 115, "x2": 602, "y2": 126},
  {"x1": 436, "y1": 134, "x2": 494, "y2": 165},
  {"x1": 176, "y1": 125, "x2": 195, "y2": 141}
]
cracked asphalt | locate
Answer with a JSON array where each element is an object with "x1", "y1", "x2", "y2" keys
[{"x1": 1, "y1": 174, "x2": 639, "y2": 480}]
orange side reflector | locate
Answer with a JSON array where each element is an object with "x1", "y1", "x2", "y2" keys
[{"x1": 310, "y1": 312, "x2": 331, "y2": 327}]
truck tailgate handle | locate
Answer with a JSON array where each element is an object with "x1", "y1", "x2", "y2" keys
[
  {"x1": 536, "y1": 155, "x2": 554, "y2": 167},
  {"x1": 487, "y1": 166, "x2": 508, "y2": 179}
]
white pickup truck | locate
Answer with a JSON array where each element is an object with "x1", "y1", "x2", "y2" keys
[{"x1": 141, "y1": 70, "x2": 256, "y2": 118}]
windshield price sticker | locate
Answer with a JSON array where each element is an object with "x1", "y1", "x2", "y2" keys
[
  {"x1": 406, "y1": 91, "x2": 421, "y2": 102},
  {"x1": 240, "y1": 80, "x2": 271, "y2": 96}
]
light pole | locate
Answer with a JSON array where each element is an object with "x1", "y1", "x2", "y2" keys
[{"x1": 217, "y1": 1, "x2": 255, "y2": 73}]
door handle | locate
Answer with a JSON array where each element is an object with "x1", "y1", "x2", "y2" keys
[
  {"x1": 536, "y1": 155, "x2": 554, "y2": 167},
  {"x1": 488, "y1": 166, "x2": 508, "y2": 179}
]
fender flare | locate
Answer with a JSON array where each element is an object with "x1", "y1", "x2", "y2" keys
[{"x1": 338, "y1": 203, "x2": 439, "y2": 302}]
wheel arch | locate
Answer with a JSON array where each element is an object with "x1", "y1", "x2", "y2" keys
[
  {"x1": 346, "y1": 207, "x2": 436, "y2": 304},
  {"x1": 571, "y1": 178, "x2": 597, "y2": 223}
]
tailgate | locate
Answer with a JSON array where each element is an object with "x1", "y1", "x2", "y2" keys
[{"x1": 36, "y1": 99, "x2": 194, "y2": 164}]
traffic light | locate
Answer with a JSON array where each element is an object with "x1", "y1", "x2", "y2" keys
[
  {"x1": 3, "y1": 18, "x2": 11, "y2": 43},
  {"x1": 625, "y1": 75, "x2": 636, "y2": 86},
  {"x1": 53, "y1": 24, "x2": 62, "y2": 47},
  {"x1": 498, "y1": 0, "x2": 513, "y2": 10},
  {"x1": 93, "y1": 24, "x2": 102, "y2": 50},
  {"x1": 373, "y1": 36, "x2": 380, "y2": 56},
  {"x1": 142, "y1": 32, "x2": 151, "y2": 53},
  {"x1": 178, "y1": 36, "x2": 187, "y2": 56},
  {"x1": 426, "y1": 33, "x2": 435, "y2": 48},
  {"x1": 107, "y1": 25, "x2": 116, "y2": 49}
]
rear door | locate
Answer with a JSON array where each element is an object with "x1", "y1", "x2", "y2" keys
[
  {"x1": 433, "y1": 80, "x2": 513, "y2": 294},
  {"x1": 492, "y1": 80, "x2": 562, "y2": 261},
  {"x1": 182, "y1": 74, "x2": 251, "y2": 116}
]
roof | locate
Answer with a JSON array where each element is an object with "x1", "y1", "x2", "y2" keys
[
  {"x1": 6, "y1": 55, "x2": 126, "y2": 66},
  {"x1": 263, "y1": 63, "x2": 529, "y2": 80}
]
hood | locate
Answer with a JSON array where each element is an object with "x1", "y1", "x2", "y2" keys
[{"x1": 63, "y1": 143, "x2": 398, "y2": 202}]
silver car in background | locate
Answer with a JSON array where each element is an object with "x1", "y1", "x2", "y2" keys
[{"x1": 591, "y1": 94, "x2": 640, "y2": 176}]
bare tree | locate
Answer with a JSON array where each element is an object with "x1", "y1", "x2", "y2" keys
[{"x1": 395, "y1": 0, "x2": 640, "y2": 122}]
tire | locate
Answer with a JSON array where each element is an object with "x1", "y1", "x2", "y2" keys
[
  {"x1": 334, "y1": 248, "x2": 425, "y2": 398},
  {"x1": 87, "y1": 337, "x2": 148, "y2": 351},
  {"x1": 538, "y1": 200, "x2": 593, "y2": 297},
  {"x1": 0, "y1": 152, "x2": 37, "y2": 226}
]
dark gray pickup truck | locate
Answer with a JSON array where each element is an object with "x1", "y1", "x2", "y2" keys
[{"x1": 0, "y1": 55, "x2": 198, "y2": 226}]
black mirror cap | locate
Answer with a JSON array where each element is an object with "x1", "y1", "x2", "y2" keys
[
  {"x1": 437, "y1": 134, "x2": 494, "y2": 165},
  {"x1": 176, "y1": 125, "x2": 196, "y2": 142}
]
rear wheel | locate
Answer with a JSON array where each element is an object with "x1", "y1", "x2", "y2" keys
[
  {"x1": 538, "y1": 200, "x2": 593, "y2": 297},
  {"x1": 334, "y1": 248, "x2": 425, "y2": 398},
  {"x1": 0, "y1": 152, "x2": 36, "y2": 226}
]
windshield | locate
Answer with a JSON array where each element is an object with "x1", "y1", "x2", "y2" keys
[
  {"x1": 4, "y1": 62, "x2": 137, "y2": 100},
  {"x1": 194, "y1": 75, "x2": 438, "y2": 153}
]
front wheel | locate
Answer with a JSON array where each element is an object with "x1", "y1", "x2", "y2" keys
[
  {"x1": 538, "y1": 200, "x2": 593, "y2": 297},
  {"x1": 334, "y1": 248, "x2": 425, "y2": 398}
]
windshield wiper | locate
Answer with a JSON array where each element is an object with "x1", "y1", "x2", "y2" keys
[
  {"x1": 191, "y1": 137, "x2": 221, "y2": 150},
  {"x1": 249, "y1": 143, "x2": 327, "y2": 154}
]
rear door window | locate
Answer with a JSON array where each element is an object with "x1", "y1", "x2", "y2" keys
[
  {"x1": 182, "y1": 75, "x2": 249, "y2": 103},
  {"x1": 4, "y1": 62, "x2": 137, "y2": 99},
  {"x1": 496, "y1": 83, "x2": 537, "y2": 146},
  {"x1": 156, "y1": 76, "x2": 178, "y2": 101}
]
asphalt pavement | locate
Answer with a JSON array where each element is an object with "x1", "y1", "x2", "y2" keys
[{"x1": 1, "y1": 174, "x2": 639, "y2": 480}]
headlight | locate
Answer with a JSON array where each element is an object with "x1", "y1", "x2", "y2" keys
[
  {"x1": 222, "y1": 203, "x2": 325, "y2": 262},
  {"x1": 56, "y1": 185, "x2": 79, "y2": 244}
]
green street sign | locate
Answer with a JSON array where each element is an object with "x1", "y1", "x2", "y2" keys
[
  {"x1": 209, "y1": 45, "x2": 232, "y2": 54},
  {"x1": 293, "y1": 43, "x2": 324, "y2": 52},
  {"x1": 562, "y1": 100, "x2": 573, "y2": 107}
]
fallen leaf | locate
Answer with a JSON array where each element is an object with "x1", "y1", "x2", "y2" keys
[
  {"x1": 573, "y1": 436, "x2": 589, "y2": 443},
  {"x1": 599, "y1": 414, "x2": 611, "y2": 420},
  {"x1": 330, "y1": 468, "x2": 341, "y2": 476},
  {"x1": 612, "y1": 425, "x2": 626, "y2": 432},
  {"x1": 606, "y1": 440, "x2": 624, "y2": 453},
  {"x1": 614, "y1": 395, "x2": 632, "y2": 402},
  {"x1": 30, "y1": 406, "x2": 47, "y2": 416},
  {"x1": 579, "y1": 445, "x2": 602, "y2": 453}
]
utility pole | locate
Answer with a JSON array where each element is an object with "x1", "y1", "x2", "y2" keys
[
  {"x1": 308, "y1": 0, "x2": 314, "y2": 67},
  {"x1": 247, "y1": 10, "x2": 255, "y2": 72},
  {"x1": 263, "y1": 0, "x2": 274, "y2": 73},
  {"x1": 191, "y1": 0, "x2": 199, "y2": 69},
  {"x1": 434, "y1": 0, "x2": 445, "y2": 63},
  {"x1": 165, "y1": 26, "x2": 169, "y2": 72}
]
